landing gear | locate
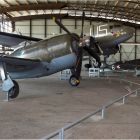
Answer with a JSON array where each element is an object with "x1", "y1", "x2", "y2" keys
[
  {"x1": 0, "y1": 60, "x2": 20, "y2": 100},
  {"x1": 93, "y1": 59, "x2": 100, "y2": 68},
  {"x1": 69, "y1": 75, "x2": 80, "y2": 86},
  {"x1": 8, "y1": 80, "x2": 19, "y2": 99}
]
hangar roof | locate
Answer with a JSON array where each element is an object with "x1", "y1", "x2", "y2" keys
[{"x1": 0, "y1": 0, "x2": 140, "y2": 27}]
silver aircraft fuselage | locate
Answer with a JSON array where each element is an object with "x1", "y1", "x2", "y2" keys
[
  {"x1": 11, "y1": 34, "x2": 73, "y2": 62},
  {"x1": 8, "y1": 34, "x2": 77, "y2": 79}
]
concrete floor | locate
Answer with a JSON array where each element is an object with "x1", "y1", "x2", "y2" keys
[{"x1": 0, "y1": 73, "x2": 140, "y2": 139}]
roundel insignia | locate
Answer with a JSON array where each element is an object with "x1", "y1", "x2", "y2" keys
[
  {"x1": 117, "y1": 65, "x2": 120, "y2": 69},
  {"x1": 113, "y1": 31, "x2": 121, "y2": 37}
]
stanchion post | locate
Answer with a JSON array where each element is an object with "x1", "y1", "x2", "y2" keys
[
  {"x1": 4, "y1": 92, "x2": 9, "y2": 102},
  {"x1": 129, "y1": 82, "x2": 132, "y2": 87},
  {"x1": 120, "y1": 78, "x2": 122, "y2": 84},
  {"x1": 122, "y1": 96, "x2": 125, "y2": 104},
  {"x1": 134, "y1": 90, "x2": 138, "y2": 97},
  {"x1": 59, "y1": 128, "x2": 64, "y2": 140},
  {"x1": 101, "y1": 107, "x2": 105, "y2": 119}
]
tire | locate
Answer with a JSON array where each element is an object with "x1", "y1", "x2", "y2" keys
[
  {"x1": 93, "y1": 60, "x2": 101, "y2": 68},
  {"x1": 8, "y1": 80, "x2": 19, "y2": 99},
  {"x1": 85, "y1": 64, "x2": 92, "y2": 69},
  {"x1": 69, "y1": 75, "x2": 80, "y2": 87}
]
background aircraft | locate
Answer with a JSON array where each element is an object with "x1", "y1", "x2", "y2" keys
[
  {"x1": 84, "y1": 24, "x2": 134, "y2": 69},
  {"x1": 112, "y1": 59, "x2": 140, "y2": 71},
  {"x1": 0, "y1": 14, "x2": 134, "y2": 99}
]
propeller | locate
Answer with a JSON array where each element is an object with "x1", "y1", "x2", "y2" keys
[
  {"x1": 74, "y1": 11, "x2": 85, "y2": 80},
  {"x1": 53, "y1": 12, "x2": 85, "y2": 86},
  {"x1": 53, "y1": 11, "x2": 101, "y2": 86}
]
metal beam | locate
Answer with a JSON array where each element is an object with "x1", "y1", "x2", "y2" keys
[
  {"x1": 6, "y1": 14, "x2": 68, "y2": 21},
  {"x1": 3, "y1": 0, "x2": 23, "y2": 15},
  {"x1": 0, "y1": 3, "x2": 67, "y2": 13},
  {"x1": 67, "y1": 3, "x2": 139, "y2": 12},
  {"x1": 6, "y1": 14, "x2": 140, "y2": 28}
]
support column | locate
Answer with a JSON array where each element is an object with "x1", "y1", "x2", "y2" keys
[
  {"x1": 90, "y1": 19, "x2": 92, "y2": 26},
  {"x1": 44, "y1": 18, "x2": 47, "y2": 38},
  {"x1": 11, "y1": 21, "x2": 15, "y2": 32},
  {"x1": 74, "y1": 18, "x2": 77, "y2": 29},
  {"x1": 74, "y1": 11, "x2": 77, "y2": 29},
  {"x1": 134, "y1": 27, "x2": 137, "y2": 60},
  {"x1": 29, "y1": 19, "x2": 32, "y2": 37}
]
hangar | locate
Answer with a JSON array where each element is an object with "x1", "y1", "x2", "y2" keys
[{"x1": 0, "y1": 0, "x2": 140, "y2": 139}]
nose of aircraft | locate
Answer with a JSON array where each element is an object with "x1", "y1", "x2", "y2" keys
[
  {"x1": 111, "y1": 25, "x2": 134, "y2": 36},
  {"x1": 110, "y1": 25, "x2": 134, "y2": 43},
  {"x1": 123, "y1": 26, "x2": 134, "y2": 36}
]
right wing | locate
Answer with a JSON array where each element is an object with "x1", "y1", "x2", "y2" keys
[{"x1": 0, "y1": 32, "x2": 42, "y2": 47}]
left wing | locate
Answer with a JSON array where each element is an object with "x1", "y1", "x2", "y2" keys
[{"x1": 0, "y1": 56, "x2": 43, "y2": 79}]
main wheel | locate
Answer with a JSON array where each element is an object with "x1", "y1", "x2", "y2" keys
[
  {"x1": 69, "y1": 75, "x2": 80, "y2": 87},
  {"x1": 8, "y1": 80, "x2": 19, "y2": 99}
]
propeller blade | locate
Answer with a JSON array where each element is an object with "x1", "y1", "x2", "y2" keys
[
  {"x1": 74, "y1": 11, "x2": 85, "y2": 78},
  {"x1": 53, "y1": 17, "x2": 71, "y2": 35},
  {"x1": 53, "y1": 16, "x2": 84, "y2": 80},
  {"x1": 53, "y1": 17, "x2": 79, "y2": 41},
  {"x1": 80, "y1": 11, "x2": 85, "y2": 38},
  {"x1": 75, "y1": 47, "x2": 83, "y2": 78}
]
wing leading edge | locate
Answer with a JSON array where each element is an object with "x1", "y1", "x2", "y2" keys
[
  {"x1": 0, "y1": 32, "x2": 42, "y2": 47},
  {"x1": 0, "y1": 56, "x2": 44, "y2": 79}
]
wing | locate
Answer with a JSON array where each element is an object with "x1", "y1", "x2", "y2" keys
[
  {"x1": 0, "y1": 56, "x2": 43, "y2": 79},
  {"x1": 1, "y1": 56, "x2": 40, "y2": 72},
  {"x1": 0, "y1": 32, "x2": 42, "y2": 47}
]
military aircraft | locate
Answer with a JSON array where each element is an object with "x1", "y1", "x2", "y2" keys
[
  {"x1": 0, "y1": 14, "x2": 134, "y2": 99},
  {"x1": 84, "y1": 24, "x2": 134, "y2": 69},
  {"x1": 112, "y1": 59, "x2": 140, "y2": 71}
]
